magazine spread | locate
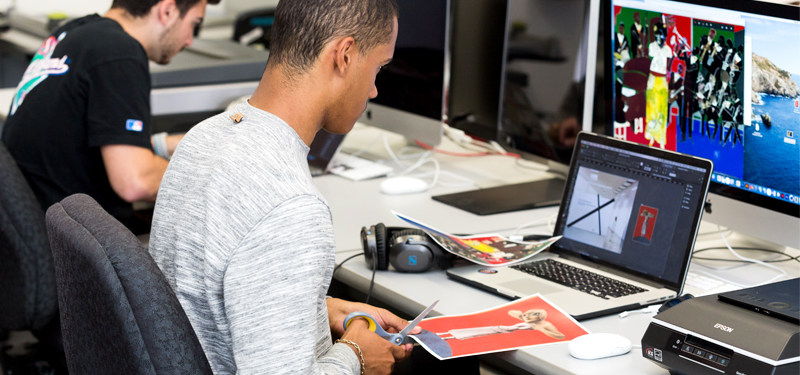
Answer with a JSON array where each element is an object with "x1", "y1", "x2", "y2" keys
[{"x1": 393, "y1": 211, "x2": 562, "y2": 267}]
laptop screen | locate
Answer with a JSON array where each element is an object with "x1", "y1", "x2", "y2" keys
[
  {"x1": 308, "y1": 130, "x2": 346, "y2": 172},
  {"x1": 554, "y1": 133, "x2": 712, "y2": 290}
]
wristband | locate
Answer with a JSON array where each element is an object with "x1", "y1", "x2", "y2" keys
[
  {"x1": 152, "y1": 132, "x2": 170, "y2": 160},
  {"x1": 335, "y1": 339, "x2": 365, "y2": 375}
]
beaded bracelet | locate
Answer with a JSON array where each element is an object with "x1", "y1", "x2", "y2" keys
[
  {"x1": 335, "y1": 339, "x2": 365, "y2": 375},
  {"x1": 151, "y1": 132, "x2": 170, "y2": 160}
]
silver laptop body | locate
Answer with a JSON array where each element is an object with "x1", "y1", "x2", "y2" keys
[{"x1": 447, "y1": 133, "x2": 713, "y2": 320}]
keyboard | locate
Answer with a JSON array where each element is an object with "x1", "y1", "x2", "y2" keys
[
  {"x1": 330, "y1": 153, "x2": 394, "y2": 181},
  {"x1": 684, "y1": 272, "x2": 740, "y2": 296},
  {"x1": 511, "y1": 259, "x2": 647, "y2": 300}
]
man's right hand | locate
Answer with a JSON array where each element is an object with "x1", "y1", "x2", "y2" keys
[{"x1": 340, "y1": 319, "x2": 411, "y2": 375}]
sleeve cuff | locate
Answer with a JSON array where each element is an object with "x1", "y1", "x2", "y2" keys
[{"x1": 330, "y1": 342, "x2": 362, "y2": 375}]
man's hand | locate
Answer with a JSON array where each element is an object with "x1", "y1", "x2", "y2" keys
[
  {"x1": 327, "y1": 298, "x2": 421, "y2": 354},
  {"x1": 340, "y1": 319, "x2": 409, "y2": 375}
]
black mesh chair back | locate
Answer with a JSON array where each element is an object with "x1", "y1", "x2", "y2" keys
[
  {"x1": 0, "y1": 142, "x2": 57, "y2": 332},
  {"x1": 46, "y1": 194, "x2": 213, "y2": 375}
]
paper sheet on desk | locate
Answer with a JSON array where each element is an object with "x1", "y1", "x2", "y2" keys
[
  {"x1": 410, "y1": 294, "x2": 590, "y2": 360},
  {"x1": 393, "y1": 211, "x2": 561, "y2": 267}
]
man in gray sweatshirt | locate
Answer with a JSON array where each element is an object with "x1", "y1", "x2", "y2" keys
[{"x1": 148, "y1": 0, "x2": 416, "y2": 374}]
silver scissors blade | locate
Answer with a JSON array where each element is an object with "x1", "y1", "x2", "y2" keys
[{"x1": 398, "y1": 300, "x2": 438, "y2": 338}]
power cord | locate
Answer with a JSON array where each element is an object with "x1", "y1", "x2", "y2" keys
[
  {"x1": 692, "y1": 247, "x2": 799, "y2": 264},
  {"x1": 333, "y1": 252, "x2": 365, "y2": 275},
  {"x1": 714, "y1": 225, "x2": 787, "y2": 286},
  {"x1": 366, "y1": 254, "x2": 377, "y2": 304},
  {"x1": 382, "y1": 135, "x2": 476, "y2": 190},
  {"x1": 512, "y1": 213, "x2": 559, "y2": 236}
]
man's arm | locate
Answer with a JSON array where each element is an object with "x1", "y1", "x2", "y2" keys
[
  {"x1": 224, "y1": 195, "x2": 380, "y2": 374},
  {"x1": 165, "y1": 134, "x2": 184, "y2": 155},
  {"x1": 101, "y1": 145, "x2": 168, "y2": 202}
]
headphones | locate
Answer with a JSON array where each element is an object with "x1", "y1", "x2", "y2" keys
[{"x1": 361, "y1": 223, "x2": 453, "y2": 273}]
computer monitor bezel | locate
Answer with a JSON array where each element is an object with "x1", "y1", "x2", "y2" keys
[{"x1": 586, "y1": 0, "x2": 799, "y2": 248}]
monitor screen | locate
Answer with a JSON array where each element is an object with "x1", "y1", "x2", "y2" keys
[
  {"x1": 370, "y1": 0, "x2": 448, "y2": 122},
  {"x1": 604, "y1": 0, "x2": 799, "y2": 219},
  {"x1": 358, "y1": 0, "x2": 449, "y2": 146},
  {"x1": 447, "y1": 0, "x2": 510, "y2": 142}
]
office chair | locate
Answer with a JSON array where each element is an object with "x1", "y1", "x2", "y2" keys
[
  {"x1": 46, "y1": 194, "x2": 213, "y2": 374},
  {"x1": 0, "y1": 142, "x2": 61, "y2": 373}
]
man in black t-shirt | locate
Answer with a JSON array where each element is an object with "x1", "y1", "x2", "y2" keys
[{"x1": 1, "y1": 0, "x2": 219, "y2": 234}]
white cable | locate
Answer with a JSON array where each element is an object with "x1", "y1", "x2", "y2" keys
[
  {"x1": 513, "y1": 217, "x2": 552, "y2": 234},
  {"x1": 548, "y1": 213, "x2": 558, "y2": 233},
  {"x1": 618, "y1": 304, "x2": 660, "y2": 319},
  {"x1": 383, "y1": 135, "x2": 406, "y2": 169},
  {"x1": 382, "y1": 135, "x2": 476, "y2": 190},
  {"x1": 513, "y1": 213, "x2": 559, "y2": 234},
  {"x1": 717, "y1": 225, "x2": 786, "y2": 286},
  {"x1": 348, "y1": 133, "x2": 384, "y2": 158}
]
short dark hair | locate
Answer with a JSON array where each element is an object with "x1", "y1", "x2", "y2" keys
[
  {"x1": 268, "y1": 0, "x2": 399, "y2": 76},
  {"x1": 111, "y1": 0, "x2": 220, "y2": 18}
]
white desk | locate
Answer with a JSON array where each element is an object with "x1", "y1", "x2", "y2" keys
[{"x1": 316, "y1": 126, "x2": 800, "y2": 375}]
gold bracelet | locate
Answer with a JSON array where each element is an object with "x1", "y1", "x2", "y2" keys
[{"x1": 335, "y1": 339, "x2": 365, "y2": 375}]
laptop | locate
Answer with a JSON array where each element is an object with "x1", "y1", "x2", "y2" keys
[
  {"x1": 447, "y1": 132, "x2": 713, "y2": 320},
  {"x1": 308, "y1": 130, "x2": 346, "y2": 177}
]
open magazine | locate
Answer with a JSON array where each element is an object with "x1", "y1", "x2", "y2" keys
[{"x1": 392, "y1": 211, "x2": 561, "y2": 267}]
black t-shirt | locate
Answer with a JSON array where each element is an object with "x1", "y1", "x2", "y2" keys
[{"x1": 1, "y1": 15, "x2": 152, "y2": 231}]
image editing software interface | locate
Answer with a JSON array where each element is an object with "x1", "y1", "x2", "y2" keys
[
  {"x1": 607, "y1": 0, "x2": 800, "y2": 213},
  {"x1": 556, "y1": 139, "x2": 709, "y2": 287}
]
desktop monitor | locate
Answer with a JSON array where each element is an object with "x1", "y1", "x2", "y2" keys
[
  {"x1": 433, "y1": 0, "x2": 599, "y2": 215},
  {"x1": 447, "y1": 0, "x2": 510, "y2": 142},
  {"x1": 358, "y1": 0, "x2": 450, "y2": 147},
  {"x1": 591, "y1": 0, "x2": 800, "y2": 249}
]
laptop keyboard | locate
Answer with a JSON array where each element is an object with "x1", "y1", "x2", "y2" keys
[{"x1": 511, "y1": 259, "x2": 647, "y2": 300}]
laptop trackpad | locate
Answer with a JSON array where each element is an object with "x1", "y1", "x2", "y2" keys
[{"x1": 499, "y1": 280, "x2": 564, "y2": 296}]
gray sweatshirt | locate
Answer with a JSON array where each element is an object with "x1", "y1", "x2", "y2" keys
[{"x1": 148, "y1": 102, "x2": 360, "y2": 375}]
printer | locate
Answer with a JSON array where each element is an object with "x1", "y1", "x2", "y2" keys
[{"x1": 641, "y1": 278, "x2": 799, "y2": 375}]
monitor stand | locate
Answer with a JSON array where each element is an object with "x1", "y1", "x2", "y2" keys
[{"x1": 432, "y1": 178, "x2": 565, "y2": 216}]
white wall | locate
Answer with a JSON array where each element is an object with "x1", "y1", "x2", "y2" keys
[{"x1": 4, "y1": 0, "x2": 267, "y2": 18}]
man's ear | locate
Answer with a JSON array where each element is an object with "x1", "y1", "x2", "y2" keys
[
  {"x1": 333, "y1": 37, "x2": 356, "y2": 77},
  {"x1": 154, "y1": 0, "x2": 180, "y2": 26}
]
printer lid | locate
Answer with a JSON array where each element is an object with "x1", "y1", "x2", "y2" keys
[
  {"x1": 718, "y1": 278, "x2": 800, "y2": 324},
  {"x1": 652, "y1": 295, "x2": 799, "y2": 364}
]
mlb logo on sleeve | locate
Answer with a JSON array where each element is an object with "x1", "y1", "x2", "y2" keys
[{"x1": 126, "y1": 119, "x2": 144, "y2": 132}]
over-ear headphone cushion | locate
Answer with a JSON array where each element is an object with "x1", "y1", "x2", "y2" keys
[
  {"x1": 374, "y1": 223, "x2": 388, "y2": 270},
  {"x1": 388, "y1": 229, "x2": 429, "y2": 244}
]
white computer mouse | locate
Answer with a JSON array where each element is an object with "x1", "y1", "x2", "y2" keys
[
  {"x1": 568, "y1": 333, "x2": 632, "y2": 360},
  {"x1": 380, "y1": 176, "x2": 428, "y2": 195}
]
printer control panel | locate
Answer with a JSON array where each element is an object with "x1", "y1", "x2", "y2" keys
[{"x1": 679, "y1": 341, "x2": 731, "y2": 369}]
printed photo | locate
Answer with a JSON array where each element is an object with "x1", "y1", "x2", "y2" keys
[{"x1": 412, "y1": 294, "x2": 590, "y2": 360}]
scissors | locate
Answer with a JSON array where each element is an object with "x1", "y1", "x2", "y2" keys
[{"x1": 342, "y1": 300, "x2": 439, "y2": 345}]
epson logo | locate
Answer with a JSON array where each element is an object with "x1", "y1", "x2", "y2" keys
[{"x1": 714, "y1": 323, "x2": 734, "y2": 333}]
